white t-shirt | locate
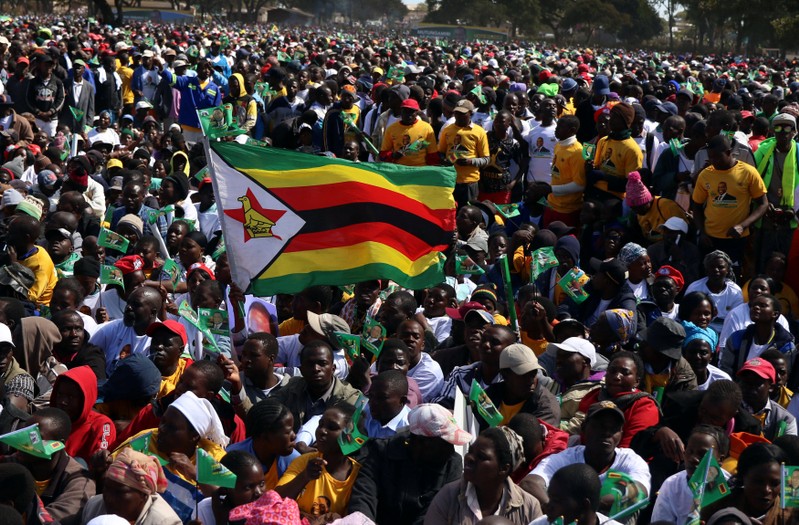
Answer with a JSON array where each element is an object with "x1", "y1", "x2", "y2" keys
[
  {"x1": 697, "y1": 364, "x2": 732, "y2": 391},
  {"x1": 87, "y1": 127, "x2": 120, "y2": 147},
  {"x1": 651, "y1": 469, "x2": 730, "y2": 525},
  {"x1": 719, "y1": 301, "x2": 790, "y2": 349},
  {"x1": 276, "y1": 334, "x2": 349, "y2": 380},
  {"x1": 192, "y1": 497, "x2": 216, "y2": 525},
  {"x1": 529, "y1": 445, "x2": 651, "y2": 495},
  {"x1": 525, "y1": 123, "x2": 557, "y2": 183},
  {"x1": 408, "y1": 352, "x2": 444, "y2": 402},
  {"x1": 627, "y1": 279, "x2": 650, "y2": 301},
  {"x1": 415, "y1": 307, "x2": 452, "y2": 344},
  {"x1": 684, "y1": 278, "x2": 744, "y2": 320},
  {"x1": 92, "y1": 319, "x2": 152, "y2": 376}
]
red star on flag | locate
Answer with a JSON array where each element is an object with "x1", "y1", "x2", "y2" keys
[{"x1": 224, "y1": 188, "x2": 287, "y2": 242}]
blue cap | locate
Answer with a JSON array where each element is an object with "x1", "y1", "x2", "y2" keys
[
  {"x1": 562, "y1": 77, "x2": 578, "y2": 92},
  {"x1": 98, "y1": 353, "x2": 162, "y2": 403},
  {"x1": 592, "y1": 75, "x2": 611, "y2": 95},
  {"x1": 656, "y1": 101, "x2": 678, "y2": 116}
]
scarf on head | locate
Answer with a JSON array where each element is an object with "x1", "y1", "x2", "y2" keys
[
  {"x1": 755, "y1": 137, "x2": 797, "y2": 210},
  {"x1": 170, "y1": 391, "x2": 229, "y2": 447},
  {"x1": 106, "y1": 448, "x2": 168, "y2": 495},
  {"x1": 681, "y1": 320, "x2": 719, "y2": 350},
  {"x1": 16, "y1": 317, "x2": 60, "y2": 378}
]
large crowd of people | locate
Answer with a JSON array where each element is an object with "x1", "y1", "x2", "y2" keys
[{"x1": 2, "y1": 14, "x2": 799, "y2": 525}]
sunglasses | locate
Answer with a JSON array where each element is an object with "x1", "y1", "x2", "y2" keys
[{"x1": 774, "y1": 125, "x2": 795, "y2": 133}]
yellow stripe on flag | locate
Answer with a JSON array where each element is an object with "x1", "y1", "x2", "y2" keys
[
  {"x1": 260, "y1": 241, "x2": 442, "y2": 280},
  {"x1": 242, "y1": 167, "x2": 454, "y2": 210}
]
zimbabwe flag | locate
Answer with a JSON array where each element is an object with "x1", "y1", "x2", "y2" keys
[{"x1": 207, "y1": 141, "x2": 456, "y2": 296}]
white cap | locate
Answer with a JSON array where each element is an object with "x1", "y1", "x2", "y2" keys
[
  {"x1": 660, "y1": 216, "x2": 688, "y2": 234},
  {"x1": 0, "y1": 322, "x2": 14, "y2": 347},
  {"x1": 547, "y1": 337, "x2": 596, "y2": 368}
]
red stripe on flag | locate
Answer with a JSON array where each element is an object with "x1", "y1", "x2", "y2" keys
[
  {"x1": 270, "y1": 182, "x2": 453, "y2": 226},
  {"x1": 283, "y1": 222, "x2": 452, "y2": 260}
]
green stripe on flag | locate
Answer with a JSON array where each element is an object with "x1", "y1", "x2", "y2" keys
[
  {"x1": 210, "y1": 141, "x2": 456, "y2": 189},
  {"x1": 249, "y1": 260, "x2": 445, "y2": 297}
]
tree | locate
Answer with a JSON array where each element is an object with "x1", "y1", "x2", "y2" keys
[{"x1": 561, "y1": 0, "x2": 629, "y2": 44}]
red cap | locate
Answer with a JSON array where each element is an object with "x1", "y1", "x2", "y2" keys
[
  {"x1": 114, "y1": 255, "x2": 144, "y2": 275},
  {"x1": 654, "y1": 265, "x2": 685, "y2": 293},
  {"x1": 737, "y1": 358, "x2": 776, "y2": 383},
  {"x1": 16, "y1": 56, "x2": 29, "y2": 65},
  {"x1": 538, "y1": 70, "x2": 552, "y2": 83},
  {"x1": 740, "y1": 110, "x2": 755, "y2": 120},
  {"x1": 146, "y1": 319, "x2": 188, "y2": 346},
  {"x1": 445, "y1": 301, "x2": 486, "y2": 321},
  {"x1": 198, "y1": 177, "x2": 212, "y2": 191},
  {"x1": 187, "y1": 262, "x2": 215, "y2": 280},
  {"x1": 400, "y1": 98, "x2": 420, "y2": 110}
]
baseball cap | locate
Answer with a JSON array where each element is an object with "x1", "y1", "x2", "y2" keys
[
  {"x1": 135, "y1": 100, "x2": 154, "y2": 111},
  {"x1": 546, "y1": 337, "x2": 596, "y2": 368},
  {"x1": 307, "y1": 311, "x2": 350, "y2": 337},
  {"x1": 44, "y1": 226, "x2": 71, "y2": 240},
  {"x1": 98, "y1": 353, "x2": 162, "y2": 403},
  {"x1": 72, "y1": 59, "x2": 87, "y2": 68},
  {"x1": 173, "y1": 59, "x2": 188, "y2": 68},
  {"x1": 107, "y1": 158, "x2": 123, "y2": 170},
  {"x1": 660, "y1": 102, "x2": 679, "y2": 116},
  {"x1": 589, "y1": 257, "x2": 628, "y2": 286},
  {"x1": 639, "y1": 317, "x2": 686, "y2": 360},
  {"x1": 464, "y1": 308, "x2": 496, "y2": 326},
  {"x1": 445, "y1": 301, "x2": 486, "y2": 321},
  {"x1": 585, "y1": 401, "x2": 625, "y2": 424},
  {"x1": 0, "y1": 322, "x2": 14, "y2": 347},
  {"x1": 499, "y1": 343, "x2": 542, "y2": 375},
  {"x1": 109, "y1": 176, "x2": 123, "y2": 191},
  {"x1": 146, "y1": 319, "x2": 188, "y2": 346},
  {"x1": 737, "y1": 357, "x2": 776, "y2": 383},
  {"x1": 659, "y1": 216, "x2": 689, "y2": 234},
  {"x1": 400, "y1": 98, "x2": 420, "y2": 110},
  {"x1": 37, "y1": 169, "x2": 59, "y2": 189},
  {"x1": 408, "y1": 403, "x2": 473, "y2": 445},
  {"x1": 16, "y1": 56, "x2": 29, "y2": 65},
  {"x1": 547, "y1": 221, "x2": 576, "y2": 237},
  {"x1": 186, "y1": 262, "x2": 215, "y2": 281},
  {"x1": 453, "y1": 99, "x2": 475, "y2": 114},
  {"x1": 773, "y1": 113, "x2": 797, "y2": 128}
]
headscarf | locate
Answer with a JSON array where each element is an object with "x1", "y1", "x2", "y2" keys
[
  {"x1": 603, "y1": 309, "x2": 635, "y2": 344},
  {"x1": 682, "y1": 320, "x2": 719, "y2": 350},
  {"x1": 704, "y1": 250, "x2": 734, "y2": 275},
  {"x1": 617, "y1": 242, "x2": 648, "y2": 269},
  {"x1": 170, "y1": 391, "x2": 230, "y2": 447},
  {"x1": 106, "y1": 448, "x2": 167, "y2": 495},
  {"x1": 15, "y1": 317, "x2": 60, "y2": 378},
  {"x1": 230, "y1": 72, "x2": 248, "y2": 97},
  {"x1": 228, "y1": 490, "x2": 305, "y2": 525},
  {"x1": 496, "y1": 427, "x2": 525, "y2": 471}
]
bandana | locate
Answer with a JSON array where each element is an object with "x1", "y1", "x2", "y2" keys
[
  {"x1": 604, "y1": 309, "x2": 635, "y2": 344},
  {"x1": 681, "y1": 320, "x2": 719, "y2": 350},
  {"x1": 617, "y1": 242, "x2": 648, "y2": 268},
  {"x1": 106, "y1": 448, "x2": 167, "y2": 495},
  {"x1": 170, "y1": 391, "x2": 229, "y2": 447},
  {"x1": 498, "y1": 427, "x2": 525, "y2": 471}
]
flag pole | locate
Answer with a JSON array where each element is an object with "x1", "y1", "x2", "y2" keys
[
  {"x1": 197, "y1": 111, "x2": 249, "y2": 319},
  {"x1": 497, "y1": 254, "x2": 519, "y2": 336}
]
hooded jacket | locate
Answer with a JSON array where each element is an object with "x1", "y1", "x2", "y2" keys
[
  {"x1": 224, "y1": 72, "x2": 257, "y2": 132},
  {"x1": 51, "y1": 365, "x2": 116, "y2": 463}
]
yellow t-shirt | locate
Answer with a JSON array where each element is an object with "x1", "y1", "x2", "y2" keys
[
  {"x1": 593, "y1": 137, "x2": 643, "y2": 198},
  {"x1": 499, "y1": 401, "x2": 525, "y2": 426},
  {"x1": 158, "y1": 358, "x2": 190, "y2": 399},
  {"x1": 548, "y1": 140, "x2": 586, "y2": 213},
  {"x1": 692, "y1": 161, "x2": 767, "y2": 239},
  {"x1": 439, "y1": 123, "x2": 490, "y2": 183},
  {"x1": 278, "y1": 317, "x2": 305, "y2": 337},
  {"x1": 520, "y1": 331, "x2": 548, "y2": 357},
  {"x1": 265, "y1": 460, "x2": 280, "y2": 491},
  {"x1": 118, "y1": 65, "x2": 134, "y2": 105},
  {"x1": 381, "y1": 119, "x2": 438, "y2": 166},
  {"x1": 20, "y1": 246, "x2": 58, "y2": 306},
  {"x1": 636, "y1": 196, "x2": 686, "y2": 242},
  {"x1": 277, "y1": 452, "x2": 361, "y2": 517}
]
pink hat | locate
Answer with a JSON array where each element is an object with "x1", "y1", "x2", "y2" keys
[
  {"x1": 228, "y1": 491, "x2": 304, "y2": 525},
  {"x1": 408, "y1": 403, "x2": 473, "y2": 446},
  {"x1": 625, "y1": 171, "x2": 653, "y2": 207}
]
